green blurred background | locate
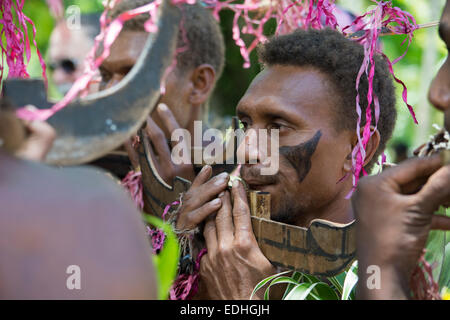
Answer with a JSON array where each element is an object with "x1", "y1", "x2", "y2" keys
[{"x1": 7, "y1": 0, "x2": 450, "y2": 163}]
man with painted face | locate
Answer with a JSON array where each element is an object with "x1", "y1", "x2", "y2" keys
[
  {"x1": 98, "y1": 1, "x2": 225, "y2": 184},
  {"x1": 176, "y1": 28, "x2": 397, "y2": 299},
  {"x1": 353, "y1": 1, "x2": 450, "y2": 300}
]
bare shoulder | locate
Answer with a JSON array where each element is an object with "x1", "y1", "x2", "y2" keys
[{"x1": 0, "y1": 160, "x2": 156, "y2": 299}]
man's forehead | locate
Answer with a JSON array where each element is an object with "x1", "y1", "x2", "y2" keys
[
  {"x1": 101, "y1": 30, "x2": 147, "y2": 70},
  {"x1": 238, "y1": 65, "x2": 335, "y2": 119}
]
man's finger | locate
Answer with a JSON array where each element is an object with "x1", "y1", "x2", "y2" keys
[
  {"x1": 382, "y1": 155, "x2": 442, "y2": 188},
  {"x1": 156, "y1": 103, "x2": 180, "y2": 132},
  {"x1": 431, "y1": 214, "x2": 450, "y2": 230},
  {"x1": 185, "y1": 172, "x2": 229, "y2": 211},
  {"x1": 191, "y1": 165, "x2": 213, "y2": 188},
  {"x1": 184, "y1": 198, "x2": 222, "y2": 229},
  {"x1": 156, "y1": 103, "x2": 183, "y2": 149},
  {"x1": 16, "y1": 120, "x2": 56, "y2": 161},
  {"x1": 416, "y1": 165, "x2": 450, "y2": 214},
  {"x1": 231, "y1": 179, "x2": 253, "y2": 242},
  {"x1": 124, "y1": 138, "x2": 140, "y2": 170},
  {"x1": 203, "y1": 215, "x2": 218, "y2": 253},
  {"x1": 145, "y1": 116, "x2": 172, "y2": 164},
  {"x1": 215, "y1": 191, "x2": 234, "y2": 244}
]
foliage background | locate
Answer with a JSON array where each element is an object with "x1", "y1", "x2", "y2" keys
[{"x1": 11, "y1": 0, "x2": 450, "y2": 159}]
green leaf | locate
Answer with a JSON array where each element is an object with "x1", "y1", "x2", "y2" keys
[
  {"x1": 143, "y1": 214, "x2": 180, "y2": 300},
  {"x1": 439, "y1": 241, "x2": 450, "y2": 288},
  {"x1": 282, "y1": 272, "x2": 303, "y2": 299},
  {"x1": 250, "y1": 271, "x2": 290, "y2": 300},
  {"x1": 263, "y1": 276, "x2": 303, "y2": 300},
  {"x1": 328, "y1": 276, "x2": 344, "y2": 296},
  {"x1": 302, "y1": 274, "x2": 321, "y2": 284},
  {"x1": 309, "y1": 282, "x2": 339, "y2": 300},
  {"x1": 425, "y1": 207, "x2": 450, "y2": 289},
  {"x1": 284, "y1": 283, "x2": 317, "y2": 300},
  {"x1": 342, "y1": 261, "x2": 358, "y2": 300}
]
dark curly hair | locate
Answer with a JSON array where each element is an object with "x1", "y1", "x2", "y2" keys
[
  {"x1": 110, "y1": 1, "x2": 225, "y2": 78},
  {"x1": 259, "y1": 28, "x2": 397, "y2": 171}
]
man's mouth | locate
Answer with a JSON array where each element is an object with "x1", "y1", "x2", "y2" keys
[
  {"x1": 240, "y1": 165, "x2": 278, "y2": 191},
  {"x1": 245, "y1": 181, "x2": 275, "y2": 191},
  {"x1": 240, "y1": 176, "x2": 277, "y2": 191}
]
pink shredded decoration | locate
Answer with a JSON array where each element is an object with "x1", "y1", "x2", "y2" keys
[
  {"x1": 147, "y1": 226, "x2": 166, "y2": 254},
  {"x1": 410, "y1": 250, "x2": 441, "y2": 300},
  {"x1": 121, "y1": 169, "x2": 144, "y2": 209},
  {"x1": 342, "y1": 0, "x2": 418, "y2": 197},
  {"x1": 146, "y1": 200, "x2": 180, "y2": 254},
  {"x1": 0, "y1": 0, "x2": 47, "y2": 88},
  {"x1": 46, "y1": 0, "x2": 64, "y2": 20},
  {"x1": 169, "y1": 248, "x2": 207, "y2": 300}
]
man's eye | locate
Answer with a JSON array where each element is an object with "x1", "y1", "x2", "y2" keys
[{"x1": 268, "y1": 123, "x2": 283, "y2": 131}]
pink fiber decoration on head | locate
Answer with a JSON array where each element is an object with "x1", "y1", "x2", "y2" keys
[
  {"x1": 46, "y1": 0, "x2": 64, "y2": 20},
  {"x1": 0, "y1": 0, "x2": 47, "y2": 88},
  {"x1": 342, "y1": 0, "x2": 418, "y2": 198}
]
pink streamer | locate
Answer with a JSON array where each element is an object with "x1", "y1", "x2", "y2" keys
[
  {"x1": 46, "y1": 0, "x2": 64, "y2": 20},
  {"x1": 121, "y1": 169, "x2": 144, "y2": 209},
  {"x1": 342, "y1": 0, "x2": 418, "y2": 197},
  {"x1": 0, "y1": 0, "x2": 47, "y2": 87},
  {"x1": 410, "y1": 250, "x2": 441, "y2": 300}
]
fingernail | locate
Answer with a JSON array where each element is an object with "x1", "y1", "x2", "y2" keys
[
  {"x1": 217, "y1": 172, "x2": 229, "y2": 179},
  {"x1": 218, "y1": 191, "x2": 225, "y2": 197},
  {"x1": 233, "y1": 179, "x2": 240, "y2": 188},
  {"x1": 158, "y1": 103, "x2": 168, "y2": 112},
  {"x1": 201, "y1": 165, "x2": 211, "y2": 174},
  {"x1": 211, "y1": 198, "x2": 221, "y2": 205},
  {"x1": 214, "y1": 178, "x2": 226, "y2": 186}
]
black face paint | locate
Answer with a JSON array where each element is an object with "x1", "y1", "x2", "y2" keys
[{"x1": 279, "y1": 130, "x2": 322, "y2": 183}]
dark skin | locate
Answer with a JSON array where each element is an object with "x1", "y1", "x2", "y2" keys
[
  {"x1": 280, "y1": 130, "x2": 322, "y2": 183},
  {"x1": 353, "y1": 0, "x2": 450, "y2": 300},
  {"x1": 236, "y1": 65, "x2": 379, "y2": 227},
  {"x1": 184, "y1": 65, "x2": 381, "y2": 299},
  {"x1": 99, "y1": 30, "x2": 217, "y2": 184},
  {"x1": 0, "y1": 122, "x2": 157, "y2": 298}
]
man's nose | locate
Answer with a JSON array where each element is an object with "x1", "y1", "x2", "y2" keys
[
  {"x1": 237, "y1": 129, "x2": 258, "y2": 164},
  {"x1": 428, "y1": 59, "x2": 450, "y2": 112},
  {"x1": 236, "y1": 129, "x2": 270, "y2": 164}
]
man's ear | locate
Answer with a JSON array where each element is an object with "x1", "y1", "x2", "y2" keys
[
  {"x1": 188, "y1": 64, "x2": 216, "y2": 106},
  {"x1": 343, "y1": 126, "x2": 381, "y2": 172}
]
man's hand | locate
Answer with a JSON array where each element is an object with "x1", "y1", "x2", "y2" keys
[
  {"x1": 125, "y1": 103, "x2": 196, "y2": 184},
  {"x1": 199, "y1": 180, "x2": 276, "y2": 300},
  {"x1": 176, "y1": 165, "x2": 229, "y2": 231},
  {"x1": 15, "y1": 110, "x2": 56, "y2": 162},
  {"x1": 352, "y1": 155, "x2": 450, "y2": 299}
]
